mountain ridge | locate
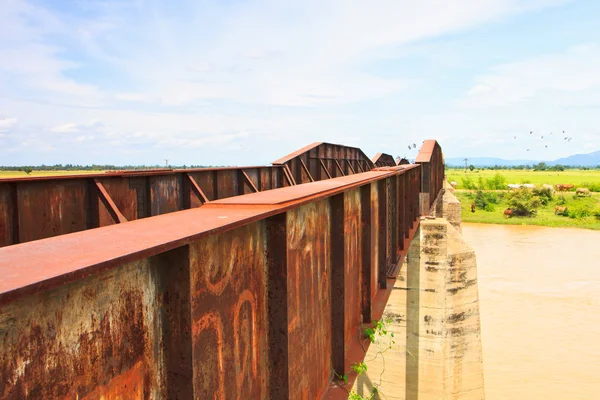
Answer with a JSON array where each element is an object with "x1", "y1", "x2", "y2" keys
[{"x1": 445, "y1": 150, "x2": 600, "y2": 167}]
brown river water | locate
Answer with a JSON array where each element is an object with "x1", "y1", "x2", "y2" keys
[{"x1": 462, "y1": 223, "x2": 600, "y2": 400}]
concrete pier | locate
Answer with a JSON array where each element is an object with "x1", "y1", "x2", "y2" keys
[{"x1": 354, "y1": 188, "x2": 485, "y2": 399}]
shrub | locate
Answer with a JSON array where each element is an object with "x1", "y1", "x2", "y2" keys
[
  {"x1": 581, "y1": 182, "x2": 600, "y2": 192},
  {"x1": 474, "y1": 190, "x2": 500, "y2": 211},
  {"x1": 485, "y1": 173, "x2": 507, "y2": 190},
  {"x1": 556, "y1": 195, "x2": 567, "y2": 205},
  {"x1": 506, "y1": 188, "x2": 541, "y2": 217},
  {"x1": 533, "y1": 187, "x2": 553, "y2": 206},
  {"x1": 462, "y1": 176, "x2": 476, "y2": 190}
]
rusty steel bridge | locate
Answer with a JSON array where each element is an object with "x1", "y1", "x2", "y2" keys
[{"x1": 0, "y1": 140, "x2": 444, "y2": 399}]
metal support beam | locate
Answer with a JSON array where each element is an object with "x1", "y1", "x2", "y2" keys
[
  {"x1": 346, "y1": 160, "x2": 356, "y2": 175},
  {"x1": 334, "y1": 160, "x2": 346, "y2": 177},
  {"x1": 241, "y1": 170, "x2": 259, "y2": 193},
  {"x1": 299, "y1": 159, "x2": 315, "y2": 183},
  {"x1": 186, "y1": 173, "x2": 209, "y2": 204},
  {"x1": 319, "y1": 159, "x2": 332, "y2": 179},
  {"x1": 93, "y1": 179, "x2": 128, "y2": 224}
]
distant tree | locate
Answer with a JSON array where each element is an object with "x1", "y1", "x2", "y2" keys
[
  {"x1": 23, "y1": 167, "x2": 33, "y2": 175},
  {"x1": 533, "y1": 162, "x2": 547, "y2": 171},
  {"x1": 469, "y1": 164, "x2": 475, "y2": 171}
]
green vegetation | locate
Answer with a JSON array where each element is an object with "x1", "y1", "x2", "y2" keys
[
  {"x1": 447, "y1": 168, "x2": 600, "y2": 189},
  {"x1": 335, "y1": 318, "x2": 398, "y2": 399},
  {"x1": 457, "y1": 190, "x2": 600, "y2": 230}
]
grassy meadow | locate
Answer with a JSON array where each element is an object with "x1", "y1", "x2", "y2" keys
[
  {"x1": 456, "y1": 190, "x2": 600, "y2": 230},
  {"x1": 446, "y1": 168, "x2": 600, "y2": 188},
  {"x1": 0, "y1": 170, "x2": 105, "y2": 179},
  {"x1": 447, "y1": 168, "x2": 600, "y2": 230}
]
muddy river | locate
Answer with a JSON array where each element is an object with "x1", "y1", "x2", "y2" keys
[{"x1": 462, "y1": 223, "x2": 600, "y2": 400}]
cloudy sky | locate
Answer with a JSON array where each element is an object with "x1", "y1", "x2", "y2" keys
[{"x1": 1, "y1": 0, "x2": 599, "y2": 166}]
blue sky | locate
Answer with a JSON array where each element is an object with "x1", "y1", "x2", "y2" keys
[{"x1": 1, "y1": 0, "x2": 599, "y2": 166}]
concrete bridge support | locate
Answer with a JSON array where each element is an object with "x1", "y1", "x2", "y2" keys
[{"x1": 354, "y1": 188, "x2": 485, "y2": 400}]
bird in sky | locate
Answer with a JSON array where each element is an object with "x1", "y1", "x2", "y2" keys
[
  {"x1": 541, "y1": 136, "x2": 544, "y2": 139},
  {"x1": 527, "y1": 149, "x2": 530, "y2": 151},
  {"x1": 530, "y1": 131, "x2": 533, "y2": 134}
]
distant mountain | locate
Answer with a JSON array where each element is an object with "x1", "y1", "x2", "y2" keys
[
  {"x1": 445, "y1": 157, "x2": 538, "y2": 167},
  {"x1": 446, "y1": 150, "x2": 600, "y2": 167},
  {"x1": 548, "y1": 150, "x2": 600, "y2": 166}
]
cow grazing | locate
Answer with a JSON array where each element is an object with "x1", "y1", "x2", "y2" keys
[
  {"x1": 555, "y1": 206, "x2": 568, "y2": 216},
  {"x1": 542, "y1": 184, "x2": 555, "y2": 193},
  {"x1": 504, "y1": 208, "x2": 513, "y2": 218},
  {"x1": 507, "y1": 184, "x2": 522, "y2": 190},
  {"x1": 523, "y1": 183, "x2": 535, "y2": 189},
  {"x1": 555, "y1": 184, "x2": 575, "y2": 192},
  {"x1": 471, "y1": 203, "x2": 476, "y2": 213},
  {"x1": 576, "y1": 188, "x2": 591, "y2": 197},
  {"x1": 450, "y1": 181, "x2": 458, "y2": 188}
]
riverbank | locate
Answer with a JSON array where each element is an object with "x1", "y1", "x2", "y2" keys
[{"x1": 455, "y1": 189, "x2": 600, "y2": 230}]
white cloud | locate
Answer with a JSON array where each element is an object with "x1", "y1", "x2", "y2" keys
[
  {"x1": 0, "y1": 118, "x2": 17, "y2": 132},
  {"x1": 460, "y1": 43, "x2": 600, "y2": 108}
]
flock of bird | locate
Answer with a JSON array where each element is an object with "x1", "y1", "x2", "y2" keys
[{"x1": 515, "y1": 130, "x2": 574, "y2": 152}]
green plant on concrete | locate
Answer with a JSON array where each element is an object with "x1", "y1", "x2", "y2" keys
[{"x1": 334, "y1": 318, "x2": 398, "y2": 399}]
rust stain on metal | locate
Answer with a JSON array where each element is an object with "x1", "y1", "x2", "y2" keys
[
  {"x1": 287, "y1": 200, "x2": 331, "y2": 399},
  {"x1": 344, "y1": 189, "x2": 362, "y2": 349},
  {"x1": 0, "y1": 260, "x2": 159, "y2": 399},
  {"x1": 189, "y1": 222, "x2": 268, "y2": 399}
]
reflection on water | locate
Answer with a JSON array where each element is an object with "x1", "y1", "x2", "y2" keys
[{"x1": 462, "y1": 223, "x2": 600, "y2": 400}]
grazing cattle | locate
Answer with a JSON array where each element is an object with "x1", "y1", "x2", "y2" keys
[
  {"x1": 555, "y1": 184, "x2": 575, "y2": 192},
  {"x1": 471, "y1": 203, "x2": 476, "y2": 213},
  {"x1": 555, "y1": 206, "x2": 568, "y2": 216},
  {"x1": 523, "y1": 183, "x2": 535, "y2": 189},
  {"x1": 507, "y1": 184, "x2": 522, "y2": 190},
  {"x1": 576, "y1": 187, "x2": 591, "y2": 197},
  {"x1": 450, "y1": 181, "x2": 458, "y2": 188},
  {"x1": 542, "y1": 184, "x2": 555, "y2": 193},
  {"x1": 504, "y1": 208, "x2": 513, "y2": 218}
]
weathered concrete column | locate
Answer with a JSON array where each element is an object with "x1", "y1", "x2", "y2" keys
[
  {"x1": 441, "y1": 188, "x2": 462, "y2": 233},
  {"x1": 406, "y1": 218, "x2": 485, "y2": 400}
]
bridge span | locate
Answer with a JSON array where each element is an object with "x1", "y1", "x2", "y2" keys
[{"x1": 0, "y1": 140, "x2": 445, "y2": 399}]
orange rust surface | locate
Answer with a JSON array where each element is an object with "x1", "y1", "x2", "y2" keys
[
  {"x1": 344, "y1": 189, "x2": 362, "y2": 350},
  {"x1": 77, "y1": 361, "x2": 145, "y2": 400},
  {"x1": 189, "y1": 222, "x2": 268, "y2": 398},
  {"x1": 0, "y1": 260, "x2": 159, "y2": 399},
  {"x1": 287, "y1": 200, "x2": 332, "y2": 398}
]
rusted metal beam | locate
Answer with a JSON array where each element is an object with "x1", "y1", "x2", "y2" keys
[
  {"x1": 186, "y1": 173, "x2": 209, "y2": 204},
  {"x1": 298, "y1": 158, "x2": 315, "y2": 183},
  {"x1": 266, "y1": 213, "x2": 289, "y2": 398},
  {"x1": 0, "y1": 160, "x2": 436, "y2": 399},
  {"x1": 346, "y1": 159, "x2": 356, "y2": 174},
  {"x1": 334, "y1": 160, "x2": 346, "y2": 176},
  {"x1": 93, "y1": 179, "x2": 128, "y2": 224},
  {"x1": 356, "y1": 160, "x2": 365, "y2": 173},
  {"x1": 360, "y1": 184, "x2": 372, "y2": 322},
  {"x1": 283, "y1": 165, "x2": 297, "y2": 186},
  {"x1": 319, "y1": 158, "x2": 332, "y2": 179},
  {"x1": 240, "y1": 170, "x2": 259, "y2": 193}
]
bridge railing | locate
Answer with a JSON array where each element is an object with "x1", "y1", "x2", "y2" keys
[
  {"x1": 0, "y1": 165, "x2": 422, "y2": 399},
  {"x1": 272, "y1": 142, "x2": 376, "y2": 184},
  {"x1": 415, "y1": 140, "x2": 445, "y2": 213},
  {"x1": 0, "y1": 166, "x2": 291, "y2": 248}
]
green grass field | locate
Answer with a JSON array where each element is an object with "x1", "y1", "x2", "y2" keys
[
  {"x1": 447, "y1": 168, "x2": 600, "y2": 189},
  {"x1": 455, "y1": 190, "x2": 600, "y2": 230},
  {"x1": 0, "y1": 170, "x2": 105, "y2": 179}
]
